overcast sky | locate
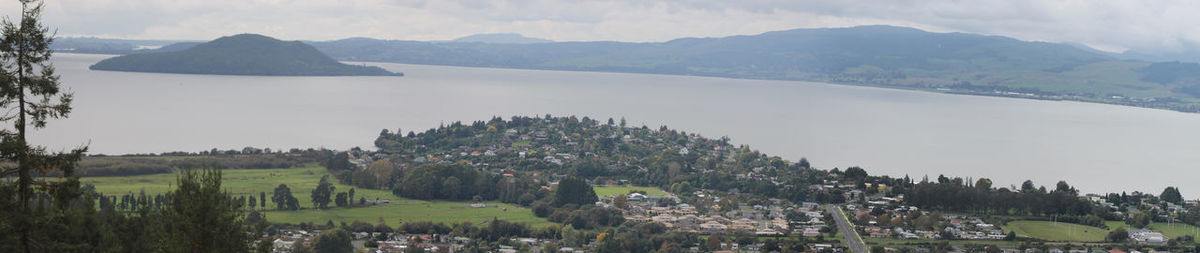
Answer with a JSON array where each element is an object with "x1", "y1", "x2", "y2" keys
[{"x1": 2, "y1": 0, "x2": 1197, "y2": 54}]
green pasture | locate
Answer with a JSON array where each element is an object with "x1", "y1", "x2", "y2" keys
[{"x1": 80, "y1": 166, "x2": 548, "y2": 226}]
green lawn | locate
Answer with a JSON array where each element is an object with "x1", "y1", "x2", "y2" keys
[
  {"x1": 263, "y1": 200, "x2": 549, "y2": 227},
  {"x1": 80, "y1": 166, "x2": 548, "y2": 226},
  {"x1": 593, "y1": 185, "x2": 669, "y2": 198},
  {"x1": 1004, "y1": 221, "x2": 1108, "y2": 242},
  {"x1": 863, "y1": 237, "x2": 1026, "y2": 248},
  {"x1": 1105, "y1": 221, "x2": 1128, "y2": 230},
  {"x1": 1149, "y1": 222, "x2": 1200, "y2": 240}
]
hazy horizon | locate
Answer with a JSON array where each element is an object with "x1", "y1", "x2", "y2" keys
[{"x1": 11, "y1": 0, "x2": 1200, "y2": 58}]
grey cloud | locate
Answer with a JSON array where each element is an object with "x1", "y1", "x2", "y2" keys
[{"x1": 4, "y1": 0, "x2": 1200, "y2": 57}]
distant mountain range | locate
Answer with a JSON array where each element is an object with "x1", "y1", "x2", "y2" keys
[
  {"x1": 449, "y1": 33, "x2": 552, "y2": 44},
  {"x1": 303, "y1": 26, "x2": 1200, "y2": 111},
  {"x1": 53, "y1": 37, "x2": 192, "y2": 54},
  {"x1": 60, "y1": 26, "x2": 1200, "y2": 111},
  {"x1": 88, "y1": 34, "x2": 401, "y2": 76}
]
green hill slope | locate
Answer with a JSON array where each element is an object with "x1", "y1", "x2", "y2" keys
[{"x1": 90, "y1": 34, "x2": 401, "y2": 76}]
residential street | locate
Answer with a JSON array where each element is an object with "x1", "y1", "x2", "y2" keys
[{"x1": 828, "y1": 205, "x2": 867, "y2": 253}]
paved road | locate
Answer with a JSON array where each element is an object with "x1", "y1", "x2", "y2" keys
[{"x1": 827, "y1": 205, "x2": 867, "y2": 253}]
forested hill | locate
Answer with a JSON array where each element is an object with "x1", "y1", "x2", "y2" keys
[
  {"x1": 89, "y1": 34, "x2": 401, "y2": 76},
  {"x1": 315, "y1": 25, "x2": 1105, "y2": 77},
  {"x1": 306, "y1": 26, "x2": 1200, "y2": 112}
]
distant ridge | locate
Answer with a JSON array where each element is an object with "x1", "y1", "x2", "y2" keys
[
  {"x1": 450, "y1": 33, "x2": 552, "y2": 44},
  {"x1": 303, "y1": 25, "x2": 1200, "y2": 112},
  {"x1": 67, "y1": 26, "x2": 1200, "y2": 112},
  {"x1": 89, "y1": 34, "x2": 401, "y2": 76}
]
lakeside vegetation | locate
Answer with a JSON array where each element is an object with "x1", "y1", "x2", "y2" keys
[{"x1": 76, "y1": 149, "x2": 327, "y2": 176}]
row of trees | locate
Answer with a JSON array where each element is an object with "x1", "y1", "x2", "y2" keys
[
  {"x1": 269, "y1": 178, "x2": 362, "y2": 211},
  {"x1": 903, "y1": 177, "x2": 1104, "y2": 218},
  {"x1": 77, "y1": 149, "x2": 330, "y2": 177},
  {"x1": 390, "y1": 163, "x2": 546, "y2": 204},
  {"x1": 100, "y1": 191, "x2": 272, "y2": 213}
]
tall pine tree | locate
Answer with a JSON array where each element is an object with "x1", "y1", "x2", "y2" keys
[{"x1": 0, "y1": 1, "x2": 88, "y2": 252}]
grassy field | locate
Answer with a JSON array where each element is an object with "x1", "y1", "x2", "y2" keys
[
  {"x1": 593, "y1": 185, "x2": 669, "y2": 197},
  {"x1": 81, "y1": 165, "x2": 400, "y2": 208},
  {"x1": 1004, "y1": 221, "x2": 1108, "y2": 242},
  {"x1": 1149, "y1": 222, "x2": 1200, "y2": 239},
  {"x1": 863, "y1": 237, "x2": 1027, "y2": 248},
  {"x1": 80, "y1": 166, "x2": 548, "y2": 226},
  {"x1": 263, "y1": 200, "x2": 550, "y2": 227},
  {"x1": 1105, "y1": 221, "x2": 1128, "y2": 230}
]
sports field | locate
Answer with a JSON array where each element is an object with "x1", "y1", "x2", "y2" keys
[
  {"x1": 1004, "y1": 221, "x2": 1108, "y2": 242},
  {"x1": 592, "y1": 185, "x2": 669, "y2": 198}
]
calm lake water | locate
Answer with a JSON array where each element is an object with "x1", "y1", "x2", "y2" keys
[{"x1": 34, "y1": 53, "x2": 1200, "y2": 197}]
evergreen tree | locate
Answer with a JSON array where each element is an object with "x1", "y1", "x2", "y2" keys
[
  {"x1": 148, "y1": 169, "x2": 252, "y2": 252},
  {"x1": 312, "y1": 175, "x2": 335, "y2": 209},
  {"x1": 0, "y1": 1, "x2": 88, "y2": 252},
  {"x1": 442, "y1": 176, "x2": 462, "y2": 200},
  {"x1": 273, "y1": 184, "x2": 299, "y2": 210},
  {"x1": 1161, "y1": 186, "x2": 1183, "y2": 204},
  {"x1": 553, "y1": 177, "x2": 598, "y2": 207},
  {"x1": 335, "y1": 192, "x2": 348, "y2": 208}
]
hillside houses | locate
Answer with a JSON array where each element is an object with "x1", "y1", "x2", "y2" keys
[
  {"x1": 603, "y1": 190, "x2": 805, "y2": 236},
  {"x1": 846, "y1": 201, "x2": 1006, "y2": 241}
]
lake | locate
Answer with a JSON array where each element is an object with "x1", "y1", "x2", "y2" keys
[{"x1": 33, "y1": 53, "x2": 1200, "y2": 197}]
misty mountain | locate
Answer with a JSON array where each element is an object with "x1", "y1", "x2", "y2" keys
[
  {"x1": 449, "y1": 33, "x2": 553, "y2": 44},
  {"x1": 311, "y1": 25, "x2": 1109, "y2": 76},
  {"x1": 52, "y1": 37, "x2": 191, "y2": 55},
  {"x1": 1119, "y1": 49, "x2": 1200, "y2": 63},
  {"x1": 89, "y1": 34, "x2": 401, "y2": 76}
]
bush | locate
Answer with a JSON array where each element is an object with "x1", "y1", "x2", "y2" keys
[
  {"x1": 532, "y1": 201, "x2": 552, "y2": 217},
  {"x1": 312, "y1": 228, "x2": 353, "y2": 253},
  {"x1": 1107, "y1": 227, "x2": 1129, "y2": 242}
]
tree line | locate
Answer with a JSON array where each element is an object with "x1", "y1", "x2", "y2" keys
[
  {"x1": 76, "y1": 150, "x2": 330, "y2": 177},
  {"x1": 902, "y1": 177, "x2": 1110, "y2": 222}
]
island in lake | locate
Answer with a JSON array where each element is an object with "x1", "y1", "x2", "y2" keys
[{"x1": 88, "y1": 34, "x2": 402, "y2": 76}]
